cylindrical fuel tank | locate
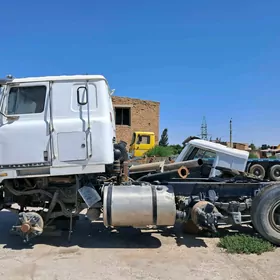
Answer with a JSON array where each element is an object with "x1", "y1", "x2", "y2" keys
[{"x1": 103, "y1": 184, "x2": 177, "y2": 228}]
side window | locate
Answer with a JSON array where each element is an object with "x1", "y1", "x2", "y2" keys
[
  {"x1": 139, "y1": 135, "x2": 150, "y2": 144},
  {"x1": 7, "y1": 86, "x2": 46, "y2": 115},
  {"x1": 193, "y1": 149, "x2": 216, "y2": 159},
  {"x1": 193, "y1": 149, "x2": 206, "y2": 159},
  {"x1": 203, "y1": 150, "x2": 216, "y2": 159}
]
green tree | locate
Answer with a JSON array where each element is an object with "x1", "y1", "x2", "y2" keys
[
  {"x1": 159, "y1": 128, "x2": 169, "y2": 147},
  {"x1": 146, "y1": 145, "x2": 174, "y2": 157},
  {"x1": 169, "y1": 144, "x2": 184, "y2": 155},
  {"x1": 261, "y1": 144, "x2": 270, "y2": 150},
  {"x1": 249, "y1": 152, "x2": 258, "y2": 159},
  {"x1": 249, "y1": 143, "x2": 256, "y2": 150}
]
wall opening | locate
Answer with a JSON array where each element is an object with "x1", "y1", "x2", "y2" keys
[{"x1": 115, "y1": 107, "x2": 131, "y2": 126}]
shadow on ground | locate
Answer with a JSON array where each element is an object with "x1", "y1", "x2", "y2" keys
[
  {"x1": 159, "y1": 222, "x2": 259, "y2": 248},
  {"x1": 0, "y1": 210, "x2": 258, "y2": 251},
  {"x1": 216, "y1": 224, "x2": 258, "y2": 238},
  {"x1": 159, "y1": 225, "x2": 208, "y2": 248},
  {"x1": 0, "y1": 210, "x2": 162, "y2": 250}
]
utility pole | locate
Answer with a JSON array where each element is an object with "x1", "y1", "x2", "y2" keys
[{"x1": 229, "y1": 118, "x2": 232, "y2": 148}]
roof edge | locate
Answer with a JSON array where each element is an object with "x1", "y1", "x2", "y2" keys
[
  {"x1": 8, "y1": 74, "x2": 107, "y2": 84},
  {"x1": 112, "y1": 95, "x2": 160, "y2": 104}
]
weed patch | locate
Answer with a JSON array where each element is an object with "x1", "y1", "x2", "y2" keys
[{"x1": 217, "y1": 234, "x2": 275, "y2": 255}]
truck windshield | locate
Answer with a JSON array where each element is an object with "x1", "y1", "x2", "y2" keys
[{"x1": 7, "y1": 86, "x2": 46, "y2": 115}]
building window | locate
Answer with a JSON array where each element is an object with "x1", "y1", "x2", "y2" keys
[{"x1": 115, "y1": 107, "x2": 131, "y2": 126}]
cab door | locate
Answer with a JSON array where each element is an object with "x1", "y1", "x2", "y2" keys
[
  {"x1": 50, "y1": 81, "x2": 96, "y2": 164},
  {"x1": 0, "y1": 82, "x2": 51, "y2": 166},
  {"x1": 134, "y1": 134, "x2": 152, "y2": 157}
]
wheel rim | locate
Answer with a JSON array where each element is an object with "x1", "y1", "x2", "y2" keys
[
  {"x1": 268, "y1": 201, "x2": 280, "y2": 233},
  {"x1": 254, "y1": 170, "x2": 260, "y2": 176},
  {"x1": 274, "y1": 169, "x2": 280, "y2": 177},
  {"x1": 253, "y1": 168, "x2": 263, "y2": 177}
]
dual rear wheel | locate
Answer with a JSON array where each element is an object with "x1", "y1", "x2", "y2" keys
[
  {"x1": 251, "y1": 184, "x2": 280, "y2": 245},
  {"x1": 249, "y1": 164, "x2": 280, "y2": 181}
]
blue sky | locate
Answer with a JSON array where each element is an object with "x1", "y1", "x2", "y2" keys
[{"x1": 0, "y1": 1, "x2": 279, "y2": 147}]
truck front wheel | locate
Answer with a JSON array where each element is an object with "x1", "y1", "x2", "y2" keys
[
  {"x1": 249, "y1": 164, "x2": 266, "y2": 179},
  {"x1": 251, "y1": 184, "x2": 280, "y2": 245},
  {"x1": 269, "y1": 165, "x2": 280, "y2": 181}
]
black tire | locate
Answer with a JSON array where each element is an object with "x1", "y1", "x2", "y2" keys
[
  {"x1": 251, "y1": 183, "x2": 280, "y2": 245},
  {"x1": 249, "y1": 164, "x2": 266, "y2": 179},
  {"x1": 114, "y1": 142, "x2": 128, "y2": 163},
  {"x1": 251, "y1": 184, "x2": 277, "y2": 236},
  {"x1": 269, "y1": 165, "x2": 280, "y2": 181}
]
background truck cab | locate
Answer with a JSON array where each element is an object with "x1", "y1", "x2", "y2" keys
[
  {"x1": 176, "y1": 139, "x2": 249, "y2": 178},
  {"x1": 129, "y1": 131, "x2": 155, "y2": 157}
]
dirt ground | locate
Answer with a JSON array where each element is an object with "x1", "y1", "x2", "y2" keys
[{"x1": 1, "y1": 209, "x2": 280, "y2": 280}]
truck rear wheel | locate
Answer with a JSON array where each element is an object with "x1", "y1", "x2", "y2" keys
[
  {"x1": 251, "y1": 184, "x2": 280, "y2": 245},
  {"x1": 249, "y1": 164, "x2": 266, "y2": 179},
  {"x1": 269, "y1": 165, "x2": 280, "y2": 181}
]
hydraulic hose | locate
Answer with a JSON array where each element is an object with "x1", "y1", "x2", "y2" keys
[{"x1": 4, "y1": 182, "x2": 77, "y2": 218}]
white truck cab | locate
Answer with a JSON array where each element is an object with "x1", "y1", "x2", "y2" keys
[
  {"x1": 176, "y1": 139, "x2": 249, "y2": 177},
  {"x1": 0, "y1": 75, "x2": 120, "y2": 182}
]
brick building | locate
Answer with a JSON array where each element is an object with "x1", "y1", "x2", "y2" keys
[
  {"x1": 222, "y1": 142, "x2": 251, "y2": 151},
  {"x1": 112, "y1": 96, "x2": 160, "y2": 146}
]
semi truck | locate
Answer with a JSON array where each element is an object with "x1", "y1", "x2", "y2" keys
[{"x1": 0, "y1": 74, "x2": 280, "y2": 247}]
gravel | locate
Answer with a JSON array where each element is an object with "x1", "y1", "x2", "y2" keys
[{"x1": 1, "y1": 209, "x2": 280, "y2": 280}]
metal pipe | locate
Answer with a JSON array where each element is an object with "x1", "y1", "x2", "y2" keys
[
  {"x1": 129, "y1": 161, "x2": 165, "y2": 173},
  {"x1": 4, "y1": 182, "x2": 75, "y2": 218},
  {"x1": 177, "y1": 166, "x2": 189, "y2": 179},
  {"x1": 129, "y1": 159, "x2": 203, "y2": 174},
  {"x1": 163, "y1": 159, "x2": 203, "y2": 171},
  {"x1": 45, "y1": 191, "x2": 59, "y2": 222},
  {"x1": 122, "y1": 161, "x2": 129, "y2": 182},
  {"x1": 137, "y1": 167, "x2": 189, "y2": 182}
]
